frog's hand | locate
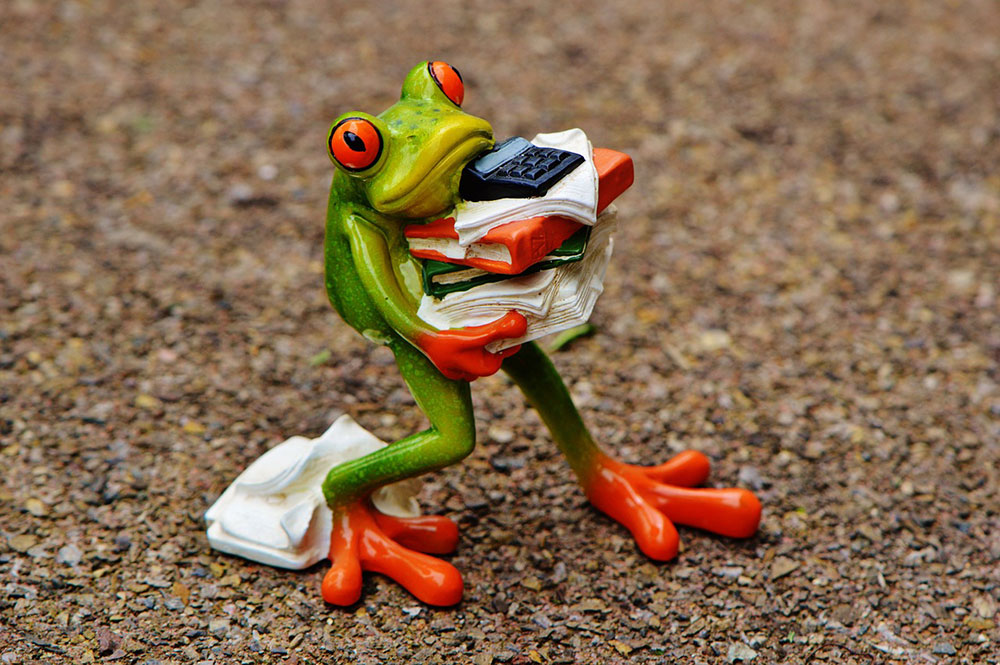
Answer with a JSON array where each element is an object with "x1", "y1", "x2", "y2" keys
[
  {"x1": 417, "y1": 311, "x2": 527, "y2": 381},
  {"x1": 344, "y1": 213, "x2": 527, "y2": 380}
]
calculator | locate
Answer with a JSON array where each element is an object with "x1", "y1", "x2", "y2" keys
[{"x1": 459, "y1": 137, "x2": 585, "y2": 202}]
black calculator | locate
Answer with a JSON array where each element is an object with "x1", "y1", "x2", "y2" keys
[{"x1": 459, "y1": 137, "x2": 585, "y2": 202}]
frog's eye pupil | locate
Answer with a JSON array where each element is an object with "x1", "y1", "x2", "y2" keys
[
  {"x1": 343, "y1": 131, "x2": 365, "y2": 152},
  {"x1": 328, "y1": 117, "x2": 383, "y2": 172},
  {"x1": 428, "y1": 61, "x2": 465, "y2": 107}
]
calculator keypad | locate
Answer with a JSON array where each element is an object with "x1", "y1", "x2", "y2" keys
[{"x1": 460, "y1": 138, "x2": 585, "y2": 201}]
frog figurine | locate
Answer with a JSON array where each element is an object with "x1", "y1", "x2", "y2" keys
[{"x1": 319, "y1": 61, "x2": 761, "y2": 606}]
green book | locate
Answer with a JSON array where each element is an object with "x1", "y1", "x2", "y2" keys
[{"x1": 421, "y1": 226, "x2": 592, "y2": 298}]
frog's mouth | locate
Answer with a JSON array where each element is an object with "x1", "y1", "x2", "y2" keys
[{"x1": 370, "y1": 115, "x2": 494, "y2": 218}]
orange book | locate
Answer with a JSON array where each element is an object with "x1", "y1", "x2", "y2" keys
[
  {"x1": 405, "y1": 148, "x2": 633, "y2": 275},
  {"x1": 407, "y1": 215, "x2": 583, "y2": 275},
  {"x1": 593, "y1": 148, "x2": 634, "y2": 214}
]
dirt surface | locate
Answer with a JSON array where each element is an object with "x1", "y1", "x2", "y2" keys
[{"x1": 2, "y1": 1, "x2": 999, "y2": 663}]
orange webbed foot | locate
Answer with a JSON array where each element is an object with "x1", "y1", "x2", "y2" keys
[
  {"x1": 583, "y1": 451, "x2": 761, "y2": 560},
  {"x1": 322, "y1": 500, "x2": 463, "y2": 606}
]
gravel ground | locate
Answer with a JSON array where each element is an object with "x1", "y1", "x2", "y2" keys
[{"x1": 2, "y1": 1, "x2": 999, "y2": 663}]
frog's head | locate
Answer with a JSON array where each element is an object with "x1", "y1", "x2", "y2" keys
[{"x1": 327, "y1": 61, "x2": 494, "y2": 219}]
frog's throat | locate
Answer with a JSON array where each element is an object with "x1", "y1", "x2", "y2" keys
[{"x1": 373, "y1": 127, "x2": 493, "y2": 218}]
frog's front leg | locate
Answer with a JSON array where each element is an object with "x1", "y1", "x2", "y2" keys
[
  {"x1": 502, "y1": 342, "x2": 761, "y2": 560},
  {"x1": 320, "y1": 338, "x2": 474, "y2": 606}
]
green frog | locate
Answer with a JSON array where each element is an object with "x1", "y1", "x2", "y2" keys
[{"x1": 319, "y1": 61, "x2": 761, "y2": 606}]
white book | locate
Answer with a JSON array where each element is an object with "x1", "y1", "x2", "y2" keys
[{"x1": 406, "y1": 234, "x2": 514, "y2": 264}]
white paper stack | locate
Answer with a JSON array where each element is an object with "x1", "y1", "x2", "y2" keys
[
  {"x1": 417, "y1": 207, "x2": 617, "y2": 352},
  {"x1": 205, "y1": 415, "x2": 420, "y2": 569},
  {"x1": 415, "y1": 127, "x2": 614, "y2": 350}
]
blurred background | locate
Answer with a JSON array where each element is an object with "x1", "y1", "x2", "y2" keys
[{"x1": 2, "y1": 1, "x2": 998, "y2": 663}]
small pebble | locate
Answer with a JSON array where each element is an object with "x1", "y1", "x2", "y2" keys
[
  {"x1": 8, "y1": 535, "x2": 36, "y2": 553},
  {"x1": 489, "y1": 456, "x2": 525, "y2": 471},
  {"x1": 932, "y1": 642, "x2": 957, "y2": 656},
  {"x1": 770, "y1": 557, "x2": 799, "y2": 580},
  {"x1": 727, "y1": 642, "x2": 758, "y2": 662},
  {"x1": 208, "y1": 618, "x2": 230, "y2": 636},
  {"x1": 56, "y1": 544, "x2": 83, "y2": 566},
  {"x1": 24, "y1": 498, "x2": 48, "y2": 517},
  {"x1": 737, "y1": 466, "x2": 764, "y2": 490},
  {"x1": 487, "y1": 426, "x2": 515, "y2": 444},
  {"x1": 226, "y1": 183, "x2": 254, "y2": 204}
]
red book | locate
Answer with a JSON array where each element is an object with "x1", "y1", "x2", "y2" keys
[
  {"x1": 592, "y1": 148, "x2": 634, "y2": 214},
  {"x1": 405, "y1": 148, "x2": 633, "y2": 275}
]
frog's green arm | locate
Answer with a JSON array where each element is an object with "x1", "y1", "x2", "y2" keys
[
  {"x1": 338, "y1": 209, "x2": 529, "y2": 381},
  {"x1": 341, "y1": 211, "x2": 431, "y2": 343}
]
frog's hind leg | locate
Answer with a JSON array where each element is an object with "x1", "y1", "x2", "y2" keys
[
  {"x1": 501, "y1": 341, "x2": 761, "y2": 560},
  {"x1": 320, "y1": 338, "x2": 475, "y2": 607}
]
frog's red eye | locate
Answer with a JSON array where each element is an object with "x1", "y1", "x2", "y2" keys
[
  {"x1": 428, "y1": 61, "x2": 464, "y2": 107},
  {"x1": 328, "y1": 117, "x2": 383, "y2": 171}
]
